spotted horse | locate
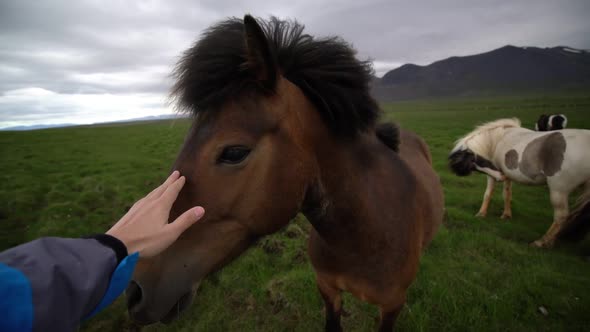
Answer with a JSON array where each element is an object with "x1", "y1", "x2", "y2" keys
[
  {"x1": 535, "y1": 113, "x2": 568, "y2": 132},
  {"x1": 449, "y1": 118, "x2": 590, "y2": 248}
]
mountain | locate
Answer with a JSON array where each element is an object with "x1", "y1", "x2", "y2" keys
[
  {"x1": 372, "y1": 45, "x2": 590, "y2": 101},
  {"x1": 0, "y1": 114, "x2": 186, "y2": 131},
  {"x1": 0, "y1": 123, "x2": 78, "y2": 131}
]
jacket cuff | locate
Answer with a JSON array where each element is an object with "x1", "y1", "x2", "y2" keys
[
  {"x1": 84, "y1": 252, "x2": 139, "y2": 320},
  {"x1": 85, "y1": 234, "x2": 128, "y2": 264}
]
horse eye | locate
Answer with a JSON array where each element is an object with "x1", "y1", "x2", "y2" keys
[{"x1": 218, "y1": 146, "x2": 251, "y2": 164}]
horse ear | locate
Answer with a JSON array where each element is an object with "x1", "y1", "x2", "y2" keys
[{"x1": 243, "y1": 15, "x2": 277, "y2": 90}]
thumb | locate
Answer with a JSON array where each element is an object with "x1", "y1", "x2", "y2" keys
[{"x1": 167, "y1": 206, "x2": 205, "y2": 235}]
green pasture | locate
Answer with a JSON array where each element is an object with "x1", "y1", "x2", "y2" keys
[{"x1": 1, "y1": 94, "x2": 589, "y2": 331}]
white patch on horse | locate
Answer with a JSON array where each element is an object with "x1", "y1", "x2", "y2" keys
[
  {"x1": 562, "y1": 116, "x2": 568, "y2": 129},
  {"x1": 548, "y1": 115, "x2": 556, "y2": 130}
]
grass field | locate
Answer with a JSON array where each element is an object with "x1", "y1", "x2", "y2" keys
[{"x1": 1, "y1": 94, "x2": 590, "y2": 331}]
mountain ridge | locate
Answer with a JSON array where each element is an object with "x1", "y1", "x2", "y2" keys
[
  {"x1": 372, "y1": 45, "x2": 590, "y2": 101},
  {"x1": 0, "y1": 114, "x2": 186, "y2": 131}
]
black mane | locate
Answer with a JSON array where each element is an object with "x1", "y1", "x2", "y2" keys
[
  {"x1": 376, "y1": 123, "x2": 400, "y2": 152},
  {"x1": 171, "y1": 16, "x2": 380, "y2": 136}
]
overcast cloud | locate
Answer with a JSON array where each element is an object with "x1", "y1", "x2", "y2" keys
[{"x1": 1, "y1": 0, "x2": 589, "y2": 128}]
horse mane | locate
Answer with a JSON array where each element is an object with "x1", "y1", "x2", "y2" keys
[
  {"x1": 451, "y1": 118, "x2": 522, "y2": 157},
  {"x1": 171, "y1": 16, "x2": 380, "y2": 136},
  {"x1": 376, "y1": 122, "x2": 400, "y2": 152}
]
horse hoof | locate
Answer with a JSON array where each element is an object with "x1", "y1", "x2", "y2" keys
[
  {"x1": 475, "y1": 212, "x2": 486, "y2": 218},
  {"x1": 500, "y1": 214, "x2": 512, "y2": 220},
  {"x1": 530, "y1": 240, "x2": 553, "y2": 249}
]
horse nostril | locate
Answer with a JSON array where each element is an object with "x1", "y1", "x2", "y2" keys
[{"x1": 126, "y1": 281, "x2": 143, "y2": 311}]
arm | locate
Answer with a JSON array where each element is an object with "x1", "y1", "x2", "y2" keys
[
  {"x1": 0, "y1": 171, "x2": 204, "y2": 332},
  {"x1": 0, "y1": 235, "x2": 136, "y2": 332}
]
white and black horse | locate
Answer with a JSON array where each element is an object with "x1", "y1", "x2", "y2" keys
[
  {"x1": 535, "y1": 113, "x2": 568, "y2": 131},
  {"x1": 449, "y1": 118, "x2": 590, "y2": 248},
  {"x1": 464, "y1": 114, "x2": 571, "y2": 222}
]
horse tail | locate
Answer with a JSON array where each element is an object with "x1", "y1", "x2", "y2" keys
[
  {"x1": 557, "y1": 183, "x2": 590, "y2": 242},
  {"x1": 376, "y1": 122, "x2": 400, "y2": 152}
]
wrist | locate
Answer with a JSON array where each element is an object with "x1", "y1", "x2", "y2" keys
[{"x1": 85, "y1": 234, "x2": 129, "y2": 264}]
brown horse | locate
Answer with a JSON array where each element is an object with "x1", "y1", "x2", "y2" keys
[{"x1": 126, "y1": 15, "x2": 444, "y2": 331}]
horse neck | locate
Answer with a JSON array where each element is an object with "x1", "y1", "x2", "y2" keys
[
  {"x1": 301, "y1": 129, "x2": 397, "y2": 246},
  {"x1": 469, "y1": 127, "x2": 507, "y2": 160}
]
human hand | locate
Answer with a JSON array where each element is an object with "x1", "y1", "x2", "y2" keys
[{"x1": 106, "y1": 171, "x2": 204, "y2": 257}]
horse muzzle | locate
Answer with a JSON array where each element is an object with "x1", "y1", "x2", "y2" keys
[{"x1": 126, "y1": 279, "x2": 199, "y2": 325}]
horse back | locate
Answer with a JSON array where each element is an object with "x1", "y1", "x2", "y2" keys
[
  {"x1": 397, "y1": 129, "x2": 444, "y2": 249},
  {"x1": 495, "y1": 129, "x2": 590, "y2": 186}
]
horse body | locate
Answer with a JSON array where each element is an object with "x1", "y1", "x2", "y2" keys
[
  {"x1": 493, "y1": 128, "x2": 590, "y2": 187},
  {"x1": 450, "y1": 118, "x2": 590, "y2": 248},
  {"x1": 535, "y1": 113, "x2": 568, "y2": 131},
  {"x1": 306, "y1": 129, "x2": 443, "y2": 330},
  {"x1": 127, "y1": 15, "x2": 443, "y2": 331},
  {"x1": 471, "y1": 116, "x2": 573, "y2": 219}
]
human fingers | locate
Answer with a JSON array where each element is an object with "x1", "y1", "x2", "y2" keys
[
  {"x1": 145, "y1": 171, "x2": 180, "y2": 200},
  {"x1": 122, "y1": 171, "x2": 181, "y2": 220},
  {"x1": 160, "y1": 176, "x2": 187, "y2": 208},
  {"x1": 166, "y1": 206, "x2": 205, "y2": 236},
  {"x1": 142, "y1": 207, "x2": 205, "y2": 257}
]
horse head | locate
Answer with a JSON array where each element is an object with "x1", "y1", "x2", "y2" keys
[{"x1": 127, "y1": 15, "x2": 378, "y2": 324}]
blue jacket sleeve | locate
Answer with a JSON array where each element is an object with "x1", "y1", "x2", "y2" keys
[{"x1": 0, "y1": 235, "x2": 139, "y2": 332}]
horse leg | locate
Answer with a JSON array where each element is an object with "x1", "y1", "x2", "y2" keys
[
  {"x1": 318, "y1": 279, "x2": 343, "y2": 332},
  {"x1": 501, "y1": 179, "x2": 512, "y2": 219},
  {"x1": 476, "y1": 176, "x2": 495, "y2": 217},
  {"x1": 377, "y1": 303, "x2": 404, "y2": 332},
  {"x1": 531, "y1": 190, "x2": 569, "y2": 248}
]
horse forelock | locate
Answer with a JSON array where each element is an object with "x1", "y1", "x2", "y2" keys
[{"x1": 171, "y1": 16, "x2": 381, "y2": 138}]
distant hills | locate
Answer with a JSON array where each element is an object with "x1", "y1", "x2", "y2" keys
[
  {"x1": 1, "y1": 123, "x2": 79, "y2": 131},
  {"x1": 0, "y1": 114, "x2": 185, "y2": 131},
  {"x1": 372, "y1": 45, "x2": 590, "y2": 101}
]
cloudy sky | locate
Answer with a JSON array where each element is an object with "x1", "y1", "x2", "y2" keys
[{"x1": 1, "y1": 0, "x2": 589, "y2": 129}]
